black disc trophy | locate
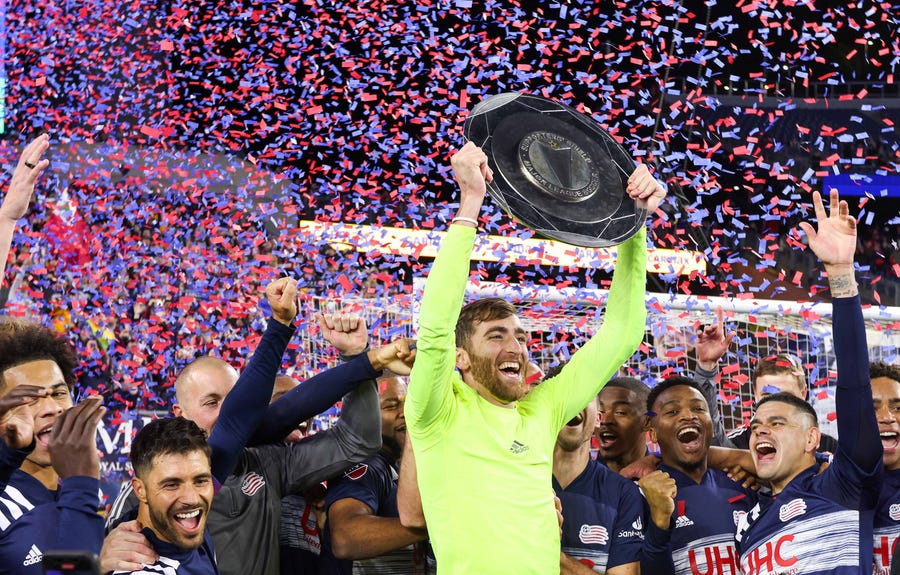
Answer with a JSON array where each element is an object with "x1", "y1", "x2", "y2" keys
[{"x1": 463, "y1": 92, "x2": 646, "y2": 248}]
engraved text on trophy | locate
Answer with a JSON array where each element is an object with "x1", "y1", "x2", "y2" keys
[{"x1": 517, "y1": 132, "x2": 600, "y2": 203}]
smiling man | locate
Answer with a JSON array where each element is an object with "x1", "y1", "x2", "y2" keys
[
  {"x1": 734, "y1": 190, "x2": 882, "y2": 574},
  {"x1": 118, "y1": 417, "x2": 217, "y2": 574},
  {"x1": 639, "y1": 377, "x2": 756, "y2": 575},
  {"x1": 595, "y1": 377, "x2": 652, "y2": 474},
  {"x1": 0, "y1": 321, "x2": 107, "y2": 573},
  {"x1": 402, "y1": 142, "x2": 664, "y2": 573}
]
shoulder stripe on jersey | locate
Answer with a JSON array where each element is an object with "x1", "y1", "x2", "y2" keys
[
  {"x1": 106, "y1": 481, "x2": 134, "y2": 529},
  {"x1": 0, "y1": 486, "x2": 36, "y2": 531},
  {"x1": 3, "y1": 486, "x2": 35, "y2": 511},
  {"x1": 0, "y1": 496, "x2": 26, "y2": 530}
]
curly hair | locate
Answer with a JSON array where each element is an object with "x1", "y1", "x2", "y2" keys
[
  {"x1": 646, "y1": 376, "x2": 705, "y2": 414},
  {"x1": 871, "y1": 362, "x2": 900, "y2": 383},
  {"x1": 0, "y1": 319, "x2": 78, "y2": 392}
]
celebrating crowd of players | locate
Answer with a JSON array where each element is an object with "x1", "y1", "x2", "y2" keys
[{"x1": 0, "y1": 134, "x2": 899, "y2": 575}]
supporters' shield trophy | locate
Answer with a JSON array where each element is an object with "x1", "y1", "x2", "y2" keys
[{"x1": 464, "y1": 92, "x2": 645, "y2": 248}]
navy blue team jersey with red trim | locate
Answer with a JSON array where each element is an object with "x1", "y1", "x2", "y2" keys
[
  {"x1": 554, "y1": 458, "x2": 644, "y2": 572},
  {"x1": 641, "y1": 464, "x2": 757, "y2": 575},
  {"x1": 734, "y1": 296, "x2": 883, "y2": 575}
]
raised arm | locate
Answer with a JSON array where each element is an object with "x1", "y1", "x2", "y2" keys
[
  {"x1": 269, "y1": 339, "x2": 416, "y2": 495},
  {"x1": 406, "y1": 142, "x2": 492, "y2": 432},
  {"x1": 694, "y1": 307, "x2": 737, "y2": 448},
  {"x1": 250, "y1": 355, "x2": 380, "y2": 445},
  {"x1": 207, "y1": 277, "x2": 297, "y2": 481},
  {"x1": 249, "y1": 308, "x2": 373, "y2": 444},
  {"x1": 799, "y1": 189, "x2": 880, "y2": 472},
  {"x1": 0, "y1": 134, "x2": 50, "y2": 280},
  {"x1": 532, "y1": 164, "x2": 663, "y2": 426}
]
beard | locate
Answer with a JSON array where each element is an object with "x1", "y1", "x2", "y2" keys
[
  {"x1": 148, "y1": 503, "x2": 206, "y2": 550},
  {"x1": 468, "y1": 351, "x2": 526, "y2": 403}
]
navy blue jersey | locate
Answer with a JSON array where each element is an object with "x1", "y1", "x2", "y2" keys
[
  {"x1": 321, "y1": 451, "x2": 432, "y2": 575},
  {"x1": 735, "y1": 458, "x2": 877, "y2": 574},
  {"x1": 112, "y1": 528, "x2": 219, "y2": 575},
  {"x1": 553, "y1": 459, "x2": 643, "y2": 572},
  {"x1": 641, "y1": 464, "x2": 757, "y2": 575},
  {"x1": 0, "y1": 443, "x2": 104, "y2": 575},
  {"x1": 872, "y1": 468, "x2": 900, "y2": 574},
  {"x1": 734, "y1": 296, "x2": 883, "y2": 575}
]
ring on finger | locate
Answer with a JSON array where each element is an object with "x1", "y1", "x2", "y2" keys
[{"x1": 24, "y1": 160, "x2": 36, "y2": 169}]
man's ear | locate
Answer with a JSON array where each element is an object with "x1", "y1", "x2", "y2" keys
[
  {"x1": 641, "y1": 414, "x2": 652, "y2": 433},
  {"x1": 647, "y1": 421, "x2": 658, "y2": 445},
  {"x1": 132, "y1": 476, "x2": 148, "y2": 504},
  {"x1": 806, "y1": 426, "x2": 821, "y2": 454},
  {"x1": 172, "y1": 404, "x2": 183, "y2": 418},
  {"x1": 455, "y1": 347, "x2": 470, "y2": 371}
]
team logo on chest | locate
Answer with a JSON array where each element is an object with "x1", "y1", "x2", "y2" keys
[
  {"x1": 343, "y1": 463, "x2": 369, "y2": 480},
  {"x1": 889, "y1": 503, "x2": 900, "y2": 521},
  {"x1": 778, "y1": 498, "x2": 807, "y2": 522},
  {"x1": 241, "y1": 472, "x2": 266, "y2": 496},
  {"x1": 578, "y1": 524, "x2": 609, "y2": 545}
]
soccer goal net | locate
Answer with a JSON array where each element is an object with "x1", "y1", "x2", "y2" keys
[{"x1": 291, "y1": 281, "x2": 900, "y2": 440}]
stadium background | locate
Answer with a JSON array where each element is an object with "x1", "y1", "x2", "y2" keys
[{"x1": 0, "y1": 0, "x2": 897, "y2": 501}]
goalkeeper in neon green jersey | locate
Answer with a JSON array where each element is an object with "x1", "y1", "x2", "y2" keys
[{"x1": 401, "y1": 142, "x2": 666, "y2": 574}]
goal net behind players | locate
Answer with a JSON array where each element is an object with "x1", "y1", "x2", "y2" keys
[{"x1": 292, "y1": 281, "x2": 900, "y2": 440}]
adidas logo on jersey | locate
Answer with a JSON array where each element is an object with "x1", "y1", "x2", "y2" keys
[
  {"x1": 509, "y1": 440, "x2": 529, "y2": 454},
  {"x1": 23, "y1": 544, "x2": 42, "y2": 566},
  {"x1": 674, "y1": 515, "x2": 694, "y2": 528}
]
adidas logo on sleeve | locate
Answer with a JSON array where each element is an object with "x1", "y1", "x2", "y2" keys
[{"x1": 23, "y1": 544, "x2": 42, "y2": 566}]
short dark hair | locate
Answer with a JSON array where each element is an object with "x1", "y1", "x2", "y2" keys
[
  {"x1": 131, "y1": 417, "x2": 211, "y2": 480},
  {"x1": 455, "y1": 298, "x2": 518, "y2": 349},
  {"x1": 0, "y1": 320, "x2": 78, "y2": 393},
  {"x1": 755, "y1": 392, "x2": 819, "y2": 428},
  {"x1": 754, "y1": 353, "x2": 807, "y2": 391},
  {"x1": 604, "y1": 376, "x2": 651, "y2": 409},
  {"x1": 871, "y1": 362, "x2": 900, "y2": 384},
  {"x1": 646, "y1": 376, "x2": 705, "y2": 414}
]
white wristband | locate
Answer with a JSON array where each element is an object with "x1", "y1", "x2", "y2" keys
[{"x1": 451, "y1": 216, "x2": 478, "y2": 227}]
